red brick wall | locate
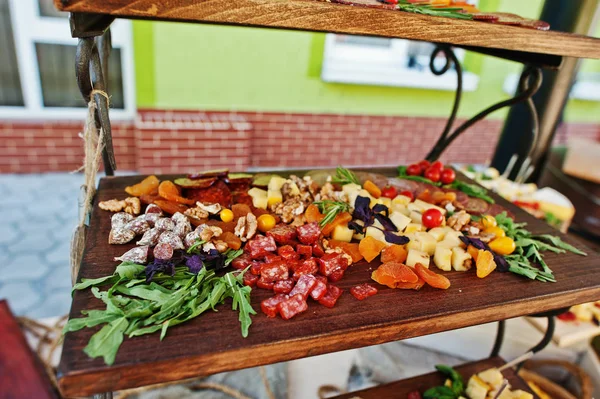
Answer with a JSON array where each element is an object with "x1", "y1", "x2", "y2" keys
[{"x1": 0, "y1": 109, "x2": 598, "y2": 174}]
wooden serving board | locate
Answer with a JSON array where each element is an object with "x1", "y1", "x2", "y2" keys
[
  {"x1": 58, "y1": 171, "x2": 600, "y2": 396},
  {"x1": 332, "y1": 357, "x2": 536, "y2": 399}
]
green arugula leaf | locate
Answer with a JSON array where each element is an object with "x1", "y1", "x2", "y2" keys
[
  {"x1": 423, "y1": 385, "x2": 457, "y2": 399},
  {"x1": 64, "y1": 310, "x2": 120, "y2": 333},
  {"x1": 72, "y1": 275, "x2": 118, "y2": 291},
  {"x1": 224, "y1": 248, "x2": 244, "y2": 266},
  {"x1": 534, "y1": 234, "x2": 587, "y2": 256},
  {"x1": 224, "y1": 270, "x2": 256, "y2": 338},
  {"x1": 186, "y1": 239, "x2": 207, "y2": 254},
  {"x1": 83, "y1": 317, "x2": 128, "y2": 366},
  {"x1": 115, "y1": 262, "x2": 145, "y2": 279},
  {"x1": 114, "y1": 284, "x2": 172, "y2": 303},
  {"x1": 447, "y1": 180, "x2": 494, "y2": 203}
]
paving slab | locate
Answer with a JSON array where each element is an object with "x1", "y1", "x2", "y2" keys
[
  {"x1": 0, "y1": 281, "x2": 40, "y2": 314},
  {"x1": 0, "y1": 254, "x2": 49, "y2": 282}
]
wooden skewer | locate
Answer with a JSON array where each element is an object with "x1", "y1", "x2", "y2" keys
[
  {"x1": 501, "y1": 154, "x2": 518, "y2": 179},
  {"x1": 498, "y1": 351, "x2": 534, "y2": 372}
]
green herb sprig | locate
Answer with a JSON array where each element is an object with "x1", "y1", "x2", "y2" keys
[
  {"x1": 397, "y1": 0, "x2": 473, "y2": 20},
  {"x1": 332, "y1": 166, "x2": 360, "y2": 186},
  {"x1": 313, "y1": 200, "x2": 351, "y2": 227},
  {"x1": 423, "y1": 365, "x2": 465, "y2": 399},
  {"x1": 66, "y1": 261, "x2": 255, "y2": 365},
  {"x1": 447, "y1": 180, "x2": 495, "y2": 204}
]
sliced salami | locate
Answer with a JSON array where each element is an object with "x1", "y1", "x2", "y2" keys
[
  {"x1": 144, "y1": 212, "x2": 161, "y2": 227},
  {"x1": 145, "y1": 203, "x2": 163, "y2": 215},
  {"x1": 137, "y1": 227, "x2": 162, "y2": 246},
  {"x1": 267, "y1": 224, "x2": 298, "y2": 245},
  {"x1": 186, "y1": 180, "x2": 232, "y2": 208},
  {"x1": 111, "y1": 212, "x2": 134, "y2": 229},
  {"x1": 464, "y1": 198, "x2": 490, "y2": 215},
  {"x1": 153, "y1": 242, "x2": 174, "y2": 260},
  {"x1": 155, "y1": 218, "x2": 176, "y2": 232},
  {"x1": 296, "y1": 222, "x2": 321, "y2": 245},
  {"x1": 108, "y1": 228, "x2": 136, "y2": 245},
  {"x1": 158, "y1": 231, "x2": 185, "y2": 250},
  {"x1": 174, "y1": 218, "x2": 192, "y2": 238},
  {"x1": 171, "y1": 212, "x2": 189, "y2": 226},
  {"x1": 486, "y1": 204, "x2": 509, "y2": 217},
  {"x1": 114, "y1": 245, "x2": 149, "y2": 264},
  {"x1": 124, "y1": 217, "x2": 151, "y2": 235}
]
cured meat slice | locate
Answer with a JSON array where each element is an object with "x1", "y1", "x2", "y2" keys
[
  {"x1": 250, "y1": 261, "x2": 262, "y2": 276},
  {"x1": 245, "y1": 235, "x2": 277, "y2": 259},
  {"x1": 186, "y1": 180, "x2": 232, "y2": 208},
  {"x1": 124, "y1": 217, "x2": 150, "y2": 235},
  {"x1": 108, "y1": 228, "x2": 136, "y2": 245},
  {"x1": 153, "y1": 242, "x2": 174, "y2": 260},
  {"x1": 292, "y1": 258, "x2": 318, "y2": 281},
  {"x1": 264, "y1": 254, "x2": 282, "y2": 264},
  {"x1": 278, "y1": 294, "x2": 308, "y2": 320},
  {"x1": 256, "y1": 277, "x2": 275, "y2": 290},
  {"x1": 158, "y1": 231, "x2": 185, "y2": 250},
  {"x1": 328, "y1": 268, "x2": 346, "y2": 283},
  {"x1": 354, "y1": 171, "x2": 389, "y2": 189},
  {"x1": 464, "y1": 198, "x2": 490, "y2": 215},
  {"x1": 267, "y1": 224, "x2": 298, "y2": 245},
  {"x1": 183, "y1": 230, "x2": 202, "y2": 249},
  {"x1": 137, "y1": 227, "x2": 162, "y2": 246},
  {"x1": 312, "y1": 241, "x2": 325, "y2": 257},
  {"x1": 486, "y1": 203, "x2": 511, "y2": 218},
  {"x1": 111, "y1": 213, "x2": 134, "y2": 229},
  {"x1": 114, "y1": 245, "x2": 149, "y2": 264},
  {"x1": 261, "y1": 294, "x2": 289, "y2": 318},
  {"x1": 296, "y1": 245, "x2": 312, "y2": 259},
  {"x1": 310, "y1": 279, "x2": 328, "y2": 301},
  {"x1": 350, "y1": 284, "x2": 378, "y2": 300},
  {"x1": 155, "y1": 218, "x2": 176, "y2": 232},
  {"x1": 318, "y1": 252, "x2": 348, "y2": 277},
  {"x1": 386, "y1": 177, "x2": 419, "y2": 194},
  {"x1": 273, "y1": 279, "x2": 295, "y2": 294},
  {"x1": 144, "y1": 212, "x2": 161, "y2": 227},
  {"x1": 278, "y1": 245, "x2": 299, "y2": 261},
  {"x1": 289, "y1": 274, "x2": 317, "y2": 300},
  {"x1": 243, "y1": 272, "x2": 259, "y2": 287},
  {"x1": 296, "y1": 222, "x2": 321, "y2": 245},
  {"x1": 145, "y1": 203, "x2": 163, "y2": 215},
  {"x1": 260, "y1": 261, "x2": 289, "y2": 283},
  {"x1": 318, "y1": 285, "x2": 343, "y2": 308},
  {"x1": 231, "y1": 252, "x2": 252, "y2": 270}
]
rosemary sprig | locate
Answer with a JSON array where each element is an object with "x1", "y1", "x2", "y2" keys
[
  {"x1": 332, "y1": 166, "x2": 360, "y2": 186},
  {"x1": 397, "y1": 0, "x2": 474, "y2": 20},
  {"x1": 313, "y1": 200, "x2": 351, "y2": 227}
]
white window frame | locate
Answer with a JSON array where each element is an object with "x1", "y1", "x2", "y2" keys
[
  {"x1": 1, "y1": 0, "x2": 136, "y2": 120},
  {"x1": 321, "y1": 34, "x2": 479, "y2": 92},
  {"x1": 502, "y1": 71, "x2": 600, "y2": 102}
]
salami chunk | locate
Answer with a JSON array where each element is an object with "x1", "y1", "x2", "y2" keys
[
  {"x1": 153, "y1": 242, "x2": 174, "y2": 260},
  {"x1": 273, "y1": 279, "x2": 295, "y2": 294},
  {"x1": 124, "y1": 217, "x2": 151, "y2": 235},
  {"x1": 145, "y1": 203, "x2": 163, "y2": 215},
  {"x1": 155, "y1": 218, "x2": 176, "y2": 232},
  {"x1": 257, "y1": 277, "x2": 275, "y2": 290},
  {"x1": 231, "y1": 252, "x2": 252, "y2": 270},
  {"x1": 278, "y1": 294, "x2": 308, "y2": 320},
  {"x1": 187, "y1": 180, "x2": 232, "y2": 207},
  {"x1": 318, "y1": 252, "x2": 348, "y2": 277},
  {"x1": 267, "y1": 224, "x2": 298, "y2": 245},
  {"x1": 289, "y1": 274, "x2": 317, "y2": 299},
  {"x1": 250, "y1": 261, "x2": 262, "y2": 276},
  {"x1": 108, "y1": 228, "x2": 136, "y2": 245},
  {"x1": 310, "y1": 279, "x2": 328, "y2": 301},
  {"x1": 144, "y1": 212, "x2": 161, "y2": 227},
  {"x1": 312, "y1": 242, "x2": 325, "y2": 257},
  {"x1": 171, "y1": 212, "x2": 188, "y2": 225},
  {"x1": 111, "y1": 212, "x2": 134, "y2": 229},
  {"x1": 296, "y1": 222, "x2": 321, "y2": 245},
  {"x1": 278, "y1": 245, "x2": 299, "y2": 261},
  {"x1": 292, "y1": 258, "x2": 318, "y2": 281},
  {"x1": 318, "y1": 284, "x2": 343, "y2": 308},
  {"x1": 184, "y1": 230, "x2": 202, "y2": 249},
  {"x1": 264, "y1": 254, "x2": 282, "y2": 264},
  {"x1": 296, "y1": 245, "x2": 312, "y2": 259},
  {"x1": 245, "y1": 235, "x2": 277, "y2": 259},
  {"x1": 114, "y1": 245, "x2": 149, "y2": 264},
  {"x1": 260, "y1": 261, "x2": 289, "y2": 283},
  {"x1": 158, "y1": 231, "x2": 185, "y2": 250},
  {"x1": 261, "y1": 294, "x2": 289, "y2": 318},
  {"x1": 328, "y1": 268, "x2": 346, "y2": 282},
  {"x1": 137, "y1": 227, "x2": 162, "y2": 246},
  {"x1": 350, "y1": 284, "x2": 378, "y2": 300},
  {"x1": 243, "y1": 272, "x2": 259, "y2": 287},
  {"x1": 464, "y1": 198, "x2": 490, "y2": 215},
  {"x1": 486, "y1": 203, "x2": 511, "y2": 218}
]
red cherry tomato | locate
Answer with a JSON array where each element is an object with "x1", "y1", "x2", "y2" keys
[
  {"x1": 430, "y1": 161, "x2": 444, "y2": 172},
  {"x1": 399, "y1": 190, "x2": 414, "y2": 201},
  {"x1": 406, "y1": 164, "x2": 422, "y2": 176},
  {"x1": 424, "y1": 167, "x2": 441, "y2": 182},
  {"x1": 422, "y1": 208, "x2": 444, "y2": 229},
  {"x1": 381, "y1": 185, "x2": 397, "y2": 199},
  {"x1": 440, "y1": 168, "x2": 456, "y2": 184},
  {"x1": 417, "y1": 160, "x2": 430, "y2": 172}
]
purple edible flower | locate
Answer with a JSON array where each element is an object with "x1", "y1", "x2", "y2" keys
[
  {"x1": 383, "y1": 231, "x2": 410, "y2": 245},
  {"x1": 185, "y1": 254, "x2": 204, "y2": 274}
]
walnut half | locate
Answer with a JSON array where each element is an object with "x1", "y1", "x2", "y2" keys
[
  {"x1": 235, "y1": 213, "x2": 258, "y2": 242},
  {"x1": 447, "y1": 210, "x2": 471, "y2": 231},
  {"x1": 99, "y1": 197, "x2": 140, "y2": 215}
]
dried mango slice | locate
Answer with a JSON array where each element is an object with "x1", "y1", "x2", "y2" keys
[
  {"x1": 359, "y1": 236, "x2": 387, "y2": 263},
  {"x1": 158, "y1": 181, "x2": 196, "y2": 205},
  {"x1": 125, "y1": 175, "x2": 160, "y2": 197},
  {"x1": 381, "y1": 244, "x2": 408, "y2": 264}
]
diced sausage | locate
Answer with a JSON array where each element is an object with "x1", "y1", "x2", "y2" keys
[
  {"x1": 257, "y1": 277, "x2": 275, "y2": 290},
  {"x1": 261, "y1": 294, "x2": 289, "y2": 318},
  {"x1": 245, "y1": 235, "x2": 277, "y2": 259},
  {"x1": 260, "y1": 261, "x2": 289, "y2": 283},
  {"x1": 278, "y1": 294, "x2": 308, "y2": 320},
  {"x1": 318, "y1": 252, "x2": 348, "y2": 277},
  {"x1": 289, "y1": 274, "x2": 317, "y2": 299},
  {"x1": 310, "y1": 280, "x2": 328, "y2": 301},
  {"x1": 318, "y1": 285, "x2": 343, "y2": 308},
  {"x1": 231, "y1": 252, "x2": 252, "y2": 270},
  {"x1": 278, "y1": 245, "x2": 299, "y2": 261},
  {"x1": 264, "y1": 254, "x2": 282, "y2": 264},
  {"x1": 296, "y1": 222, "x2": 321, "y2": 245},
  {"x1": 250, "y1": 261, "x2": 262, "y2": 276},
  {"x1": 296, "y1": 244, "x2": 313, "y2": 259},
  {"x1": 267, "y1": 224, "x2": 298, "y2": 245},
  {"x1": 292, "y1": 258, "x2": 318, "y2": 281},
  {"x1": 350, "y1": 284, "x2": 378, "y2": 300},
  {"x1": 243, "y1": 272, "x2": 259, "y2": 287},
  {"x1": 273, "y1": 279, "x2": 295, "y2": 294}
]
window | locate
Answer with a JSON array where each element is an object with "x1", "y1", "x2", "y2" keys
[
  {"x1": 0, "y1": 0, "x2": 135, "y2": 120},
  {"x1": 321, "y1": 34, "x2": 479, "y2": 91}
]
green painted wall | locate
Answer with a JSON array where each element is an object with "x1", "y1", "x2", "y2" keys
[{"x1": 133, "y1": 0, "x2": 600, "y2": 122}]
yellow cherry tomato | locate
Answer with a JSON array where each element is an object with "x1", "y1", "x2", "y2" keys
[
  {"x1": 482, "y1": 215, "x2": 497, "y2": 229},
  {"x1": 220, "y1": 209, "x2": 234, "y2": 223},
  {"x1": 488, "y1": 236, "x2": 516, "y2": 255},
  {"x1": 257, "y1": 214, "x2": 276, "y2": 233},
  {"x1": 483, "y1": 226, "x2": 506, "y2": 239}
]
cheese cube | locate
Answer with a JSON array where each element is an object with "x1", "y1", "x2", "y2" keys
[
  {"x1": 342, "y1": 183, "x2": 362, "y2": 196},
  {"x1": 332, "y1": 224, "x2": 353, "y2": 242},
  {"x1": 404, "y1": 223, "x2": 424, "y2": 234},
  {"x1": 392, "y1": 195, "x2": 412, "y2": 206},
  {"x1": 390, "y1": 212, "x2": 411, "y2": 232},
  {"x1": 406, "y1": 248, "x2": 430, "y2": 268},
  {"x1": 377, "y1": 197, "x2": 392, "y2": 209},
  {"x1": 248, "y1": 187, "x2": 268, "y2": 209},
  {"x1": 392, "y1": 204, "x2": 410, "y2": 216},
  {"x1": 415, "y1": 232, "x2": 437, "y2": 255},
  {"x1": 407, "y1": 203, "x2": 421, "y2": 213},
  {"x1": 365, "y1": 226, "x2": 386, "y2": 244},
  {"x1": 268, "y1": 176, "x2": 287, "y2": 192},
  {"x1": 466, "y1": 376, "x2": 490, "y2": 399},
  {"x1": 353, "y1": 220, "x2": 365, "y2": 240},
  {"x1": 286, "y1": 181, "x2": 300, "y2": 196},
  {"x1": 434, "y1": 246, "x2": 452, "y2": 271},
  {"x1": 510, "y1": 390, "x2": 533, "y2": 399},
  {"x1": 452, "y1": 247, "x2": 473, "y2": 271},
  {"x1": 440, "y1": 230, "x2": 464, "y2": 248},
  {"x1": 414, "y1": 199, "x2": 447, "y2": 215},
  {"x1": 478, "y1": 368, "x2": 504, "y2": 388},
  {"x1": 428, "y1": 227, "x2": 448, "y2": 241},
  {"x1": 267, "y1": 189, "x2": 283, "y2": 207},
  {"x1": 409, "y1": 211, "x2": 422, "y2": 224}
]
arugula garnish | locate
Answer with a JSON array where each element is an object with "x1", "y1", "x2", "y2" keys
[
  {"x1": 446, "y1": 180, "x2": 495, "y2": 204},
  {"x1": 313, "y1": 200, "x2": 351, "y2": 227},
  {"x1": 332, "y1": 166, "x2": 360, "y2": 186},
  {"x1": 397, "y1": 0, "x2": 474, "y2": 20},
  {"x1": 65, "y1": 255, "x2": 254, "y2": 365},
  {"x1": 423, "y1": 365, "x2": 465, "y2": 399}
]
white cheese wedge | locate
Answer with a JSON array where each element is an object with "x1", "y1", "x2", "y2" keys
[
  {"x1": 332, "y1": 224, "x2": 353, "y2": 242},
  {"x1": 392, "y1": 195, "x2": 412, "y2": 206},
  {"x1": 434, "y1": 246, "x2": 452, "y2": 271},
  {"x1": 452, "y1": 246, "x2": 472, "y2": 271},
  {"x1": 248, "y1": 187, "x2": 268, "y2": 209},
  {"x1": 413, "y1": 199, "x2": 447, "y2": 215},
  {"x1": 406, "y1": 248, "x2": 430, "y2": 268},
  {"x1": 466, "y1": 376, "x2": 489, "y2": 399},
  {"x1": 415, "y1": 232, "x2": 437, "y2": 255},
  {"x1": 390, "y1": 212, "x2": 411, "y2": 232}
]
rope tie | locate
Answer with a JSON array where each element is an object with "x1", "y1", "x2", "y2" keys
[{"x1": 70, "y1": 92, "x2": 108, "y2": 284}]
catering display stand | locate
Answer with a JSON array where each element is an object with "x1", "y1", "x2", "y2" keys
[{"x1": 53, "y1": 1, "x2": 600, "y2": 397}]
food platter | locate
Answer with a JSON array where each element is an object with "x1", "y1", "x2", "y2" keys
[{"x1": 58, "y1": 168, "x2": 600, "y2": 396}]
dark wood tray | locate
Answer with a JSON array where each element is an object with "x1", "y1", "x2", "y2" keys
[
  {"x1": 332, "y1": 357, "x2": 536, "y2": 399},
  {"x1": 58, "y1": 170, "x2": 600, "y2": 396}
]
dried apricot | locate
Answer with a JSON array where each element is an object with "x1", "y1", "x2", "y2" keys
[
  {"x1": 467, "y1": 244, "x2": 479, "y2": 261},
  {"x1": 415, "y1": 263, "x2": 450, "y2": 289},
  {"x1": 359, "y1": 236, "x2": 387, "y2": 263},
  {"x1": 153, "y1": 199, "x2": 189, "y2": 215},
  {"x1": 125, "y1": 175, "x2": 160, "y2": 197},
  {"x1": 476, "y1": 249, "x2": 496, "y2": 278},
  {"x1": 221, "y1": 231, "x2": 242, "y2": 250},
  {"x1": 371, "y1": 261, "x2": 418, "y2": 288},
  {"x1": 139, "y1": 193, "x2": 162, "y2": 205},
  {"x1": 232, "y1": 203, "x2": 252, "y2": 219},
  {"x1": 322, "y1": 212, "x2": 352, "y2": 236},
  {"x1": 305, "y1": 204, "x2": 325, "y2": 224},
  {"x1": 395, "y1": 277, "x2": 425, "y2": 290},
  {"x1": 363, "y1": 180, "x2": 381, "y2": 199},
  {"x1": 417, "y1": 189, "x2": 432, "y2": 203},
  {"x1": 328, "y1": 240, "x2": 363, "y2": 263},
  {"x1": 381, "y1": 244, "x2": 408, "y2": 264},
  {"x1": 158, "y1": 181, "x2": 196, "y2": 205},
  {"x1": 205, "y1": 219, "x2": 237, "y2": 234}
]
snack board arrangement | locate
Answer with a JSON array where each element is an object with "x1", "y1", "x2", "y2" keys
[{"x1": 59, "y1": 165, "x2": 600, "y2": 396}]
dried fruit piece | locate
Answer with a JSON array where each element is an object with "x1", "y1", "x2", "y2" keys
[
  {"x1": 359, "y1": 236, "x2": 387, "y2": 263},
  {"x1": 371, "y1": 261, "x2": 418, "y2": 288},
  {"x1": 467, "y1": 244, "x2": 479, "y2": 261},
  {"x1": 158, "y1": 181, "x2": 196, "y2": 205},
  {"x1": 154, "y1": 199, "x2": 189, "y2": 216},
  {"x1": 414, "y1": 263, "x2": 450, "y2": 289},
  {"x1": 125, "y1": 175, "x2": 160, "y2": 197},
  {"x1": 220, "y1": 231, "x2": 242, "y2": 250},
  {"x1": 321, "y1": 212, "x2": 352, "y2": 236},
  {"x1": 232, "y1": 203, "x2": 252, "y2": 219},
  {"x1": 174, "y1": 177, "x2": 217, "y2": 189},
  {"x1": 380, "y1": 244, "x2": 408, "y2": 264},
  {"x1": 476, "y1": 249, "x2": 496, "y2": 278},
  {"x1": 363, "y1": 180, "x2": 381, "y2": 198},
  {"x1": 304, "y1": 204, "x2": 325, "y2": 224},
  {"x1": 395, "y1": 277, "x2": 426, "y2": 290}
]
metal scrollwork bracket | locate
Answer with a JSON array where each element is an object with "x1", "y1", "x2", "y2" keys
[
  {"x1": 72, "y1": 14, "x2": 116, "y2": 175},
  {"x1": 425, "y1": 45, "x2": 543, "y2": 164}
]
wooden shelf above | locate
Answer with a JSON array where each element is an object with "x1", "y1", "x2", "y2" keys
[
  {"x1": 58, "y1": 170, "x2": 600, "y2": 397},
  {"x1": 55, "y1": 0, "x2": 600, "y2": 64}
]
